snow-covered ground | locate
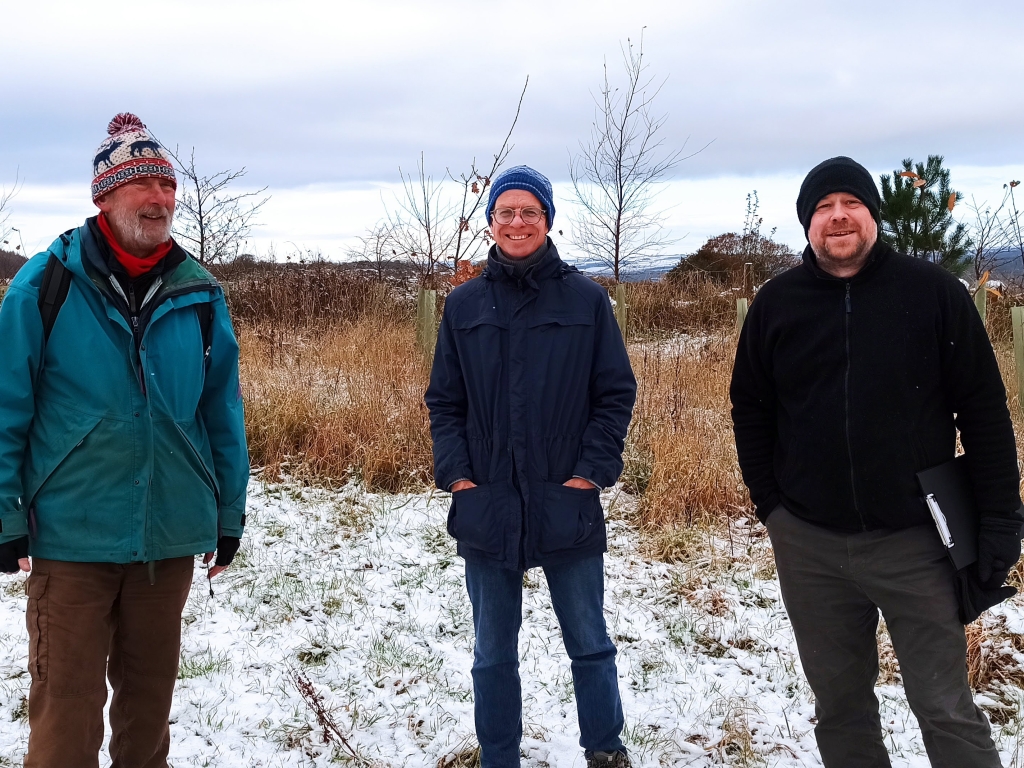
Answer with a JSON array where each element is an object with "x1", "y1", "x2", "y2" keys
[{"x1": 1, "y1": 480, "x2": 1024, "y2": 767}]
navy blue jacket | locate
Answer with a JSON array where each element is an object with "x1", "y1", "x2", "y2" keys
[{"x1": 425, "y1": 243, "x2": 636, "y2": 570}]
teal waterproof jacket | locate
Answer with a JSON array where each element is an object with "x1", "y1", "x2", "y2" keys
[{"x1": 0, "y1": 222, "x2": 249, "y2": 562}]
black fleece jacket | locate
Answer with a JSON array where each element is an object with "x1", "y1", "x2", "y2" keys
[{"x1": 730, "y1": 242, "x2": 1021, "y2": 531}]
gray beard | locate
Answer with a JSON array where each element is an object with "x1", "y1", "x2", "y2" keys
[{"x1": 106, "y1": 206, "x2": 172, "y2": 255}]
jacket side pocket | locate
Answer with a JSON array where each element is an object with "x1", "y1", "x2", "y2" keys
[
  {"x1": 538, "y1": 482, "x2": 603, "y2": 554},
  {"x1": 450, "y1": 483, "x2": 504, "y2": 556},
  {"x1": 26, "y1": 573, "x2": 49, "y2": 682}
]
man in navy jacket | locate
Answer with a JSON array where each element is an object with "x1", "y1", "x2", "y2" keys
[{"x1": 426, "y1": 166, "x2": 636, "y2": 768}]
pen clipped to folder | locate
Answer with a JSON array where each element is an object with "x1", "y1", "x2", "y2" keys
[
  {"x1": 924, "y1": 493, "x2": 954, "y2": 548},
  {"x1": 916, "y1": 455, "x2": 979, "y2": 571}
]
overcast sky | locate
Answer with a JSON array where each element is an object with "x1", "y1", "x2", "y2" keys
[{"x1": 2, "y1": 0, "x2": 1023, "y2": 260}]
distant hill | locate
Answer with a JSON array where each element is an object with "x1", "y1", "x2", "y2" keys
[
  {"x1": 567, "y1": 252, "x2": 684, "y2": 281},
  {"x1": 0, "y1": 249, "x2": 27, "y2": 280}
]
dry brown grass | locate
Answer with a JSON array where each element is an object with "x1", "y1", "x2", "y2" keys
[
  {"x1": 240, "y1": 317, "x2": 433, "y2": 492},
  {"x1": 624, "y1": 334, "x2": 750, "y2": 557},
  {"x1": 624, "y1": 275, "x2": 737, "y2": 337},
  {"x1": 217, "y1": 262, "x2": 415, "y2": 329}
]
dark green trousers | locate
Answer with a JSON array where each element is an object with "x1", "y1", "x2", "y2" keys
[{"x1": 766, "y1": 505, "x2": 1001, "y2": 768}]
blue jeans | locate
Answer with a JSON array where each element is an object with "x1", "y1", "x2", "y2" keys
[{"x1": 465, "y1": 555, "x2": 625, "y2": 767}]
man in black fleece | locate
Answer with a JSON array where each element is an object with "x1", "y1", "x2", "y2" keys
[{"x1": 730, "y1": 156, "x2": 1022, "y2": 768}]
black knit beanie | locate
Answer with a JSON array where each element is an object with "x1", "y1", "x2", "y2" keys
[{"x1": 796, "y1": 156, "x2": 881, "y2": 237}]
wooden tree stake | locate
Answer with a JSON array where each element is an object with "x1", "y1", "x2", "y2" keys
[
  {"x1": 417, "y1": 287, "x2": 438, "y2": 356},
  {"x1": 736, "y1": 297, "x2": 749, "y2": 334},
  {"x1": 1013, "y1": 307, "x2": 1024, "y2": 413},
  {"x1": 614, "y1": 283, "x2": 628, "y2": 341}
]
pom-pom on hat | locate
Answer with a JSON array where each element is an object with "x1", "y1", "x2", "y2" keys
[
  {"x1": 91, "y1": 113, "x2": 176, "y2": 202},
  {"x1": 486, "y1": 165, "x2": 555, "y2": 228},
  {"x1": 796, "y1": 156, "x2": 880, "y2": 237}
]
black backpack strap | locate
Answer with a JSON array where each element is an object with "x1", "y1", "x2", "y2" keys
[
  {"x1": 37, "y1": 254, "x2": 73, "y2": 343},
  {"x1": 195, "y1": 302, "x2": 214, "y2": 362}
]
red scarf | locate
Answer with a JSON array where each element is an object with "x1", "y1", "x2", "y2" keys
[{"x1": 97, "y1": 214, "x2": 173, "y2": 279}]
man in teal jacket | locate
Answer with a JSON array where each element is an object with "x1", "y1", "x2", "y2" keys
[{"x1": 0, "y1": 113, "x2": 249, "y2": 768}]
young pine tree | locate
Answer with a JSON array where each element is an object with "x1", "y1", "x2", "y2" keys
[{"x1": 879, "y1": 155, "x2": 972, "y2": 276}]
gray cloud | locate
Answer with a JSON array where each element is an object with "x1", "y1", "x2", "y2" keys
[{"x1": 1, "y1": 0, "x2": 1021, "y2": 246}]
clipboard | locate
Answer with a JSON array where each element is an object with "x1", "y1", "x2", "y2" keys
[{"x1": 916, "y1": 455, "x2": 979, "y2": 571}]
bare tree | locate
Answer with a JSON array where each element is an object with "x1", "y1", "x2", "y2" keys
[
  {"x1": 964, "y1": 187, "x2": 1024, "y2": 282},
  {"x1": 386, "y1": 154, "x2": 448, "y2": 286},
  {"x1": 386, "y1": 79, "x2": 528, "y2": 286},
  {"x1": 569, "y1": 31, "x2": 706, "y2": 282},
  {"x1": 348, "y1": 220, "x2": 396, "y2": 282},
  {"x1": 1007, "y1": 180, "x2": 1024, "y2": 272},
  {"x1": 0, "y1": 171, "x2": 22, "y2": 245},
  {"x1": 167, "y1": 147, "x2": 270, "y2": 265}
]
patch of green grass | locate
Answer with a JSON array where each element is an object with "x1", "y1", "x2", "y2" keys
[
  {"x1": 178, "y1": 647, "x2": 231, "y2": 679},
  {"x1": 297, "y1": 642, "x2": 334, "y2": 666},
  {"x1": 365, "y1": 635, "x2": 443, "y2": 682},
  {"x1": 11, "y1": 695, "x2": 27, "y2": 723},
  {"x1": 1, "y1": 579, "x2": 25, "y2": 598},
  {"x1": 420, "y1": 524, "x2": 455, "y2": 557}
]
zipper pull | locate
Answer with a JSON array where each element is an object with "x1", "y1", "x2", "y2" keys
[
  {"x1": 845, "y1": 283, "x2": 852, "y2": 314},
  {"x1": 129, "y1": 284, "x2": 137, "y2": 314}
]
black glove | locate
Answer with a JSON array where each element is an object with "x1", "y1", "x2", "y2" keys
[
  {"x1": 214, "y1": 536, "x2": 240, "y2": 567},
  {"x1": 955, "y1": 565, "x2": 1017, "y2": 624},
  {"x1": 977, "y1": 516, "x2": 1023, "y2": 589},
  {"x1": 0, "y1": 537, "x2": 28, "y2": 574}
]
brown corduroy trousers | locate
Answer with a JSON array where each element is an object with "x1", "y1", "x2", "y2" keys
[{"x1": 24, "y1": 557, "x2": 194, "y2": 768}]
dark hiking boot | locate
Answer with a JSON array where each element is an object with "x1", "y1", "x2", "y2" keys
[{"x1": 585, "y1": 751, "x2": 631, "y2": 768}]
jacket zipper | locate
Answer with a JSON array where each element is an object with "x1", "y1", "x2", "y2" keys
[{"x1": 844, "y1": 282, "x2": 865, "y2": 530}]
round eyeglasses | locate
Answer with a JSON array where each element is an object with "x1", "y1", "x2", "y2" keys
[{"x1": 491, "y1": 207, "x2": 547, "y2": 225}]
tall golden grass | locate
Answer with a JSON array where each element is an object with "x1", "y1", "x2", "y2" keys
[{"x1": 241, "y1": 316, "x2": 433, "y2": 493}]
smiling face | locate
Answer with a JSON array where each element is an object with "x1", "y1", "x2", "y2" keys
[
  {"x1": 95, "y1": 176, "x2": 177, "y2": 257},
  {"x1": 807, "y1": 192, "x2": 878, "y2": 278},
  {"x1": 489, "y1": 189, "x2": 550, "y2": 259}
]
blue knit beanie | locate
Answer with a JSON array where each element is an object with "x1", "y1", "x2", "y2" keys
[{"x1": 486, "y1": 165, "x2": 555, "y2": 228}]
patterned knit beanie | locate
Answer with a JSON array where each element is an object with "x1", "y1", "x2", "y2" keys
[
  {"x1": 91, "y1": 113, "x2": 177, "y2": 202},
  {"x1": 486, "y1": 165, "x2": 555, "y2": 228}
]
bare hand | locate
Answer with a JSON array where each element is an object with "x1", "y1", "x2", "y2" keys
[
  {"x1": 203, "y1": 552, "x2": 229, "y2": 579},
  {"x1": 17, "y1": 558, "x2": 29, "y2": 573},
  {"x1": 563, "y1": 477, "x2": 597, "y2": 490},
  {"x1": 451, "y1": 480, "x2": 477, "y2": 492}
]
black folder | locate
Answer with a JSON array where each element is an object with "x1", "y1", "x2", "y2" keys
[{"x1": 916, "y1": 456, "x2": 979, "y2": 571}]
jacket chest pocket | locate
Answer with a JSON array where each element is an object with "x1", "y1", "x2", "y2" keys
[
  {"x1": 452, "y1": 315, "x2": 508, "y2": 378},
  {"x1": 528, "y1": 313, "x2": 593, "y2": 330},
  {"x1": 524, "y1": 313, "x2": 596, "y2": 391},
  {"x1": 527, "y1": 313, "x2": 595, "y2": 348}
]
